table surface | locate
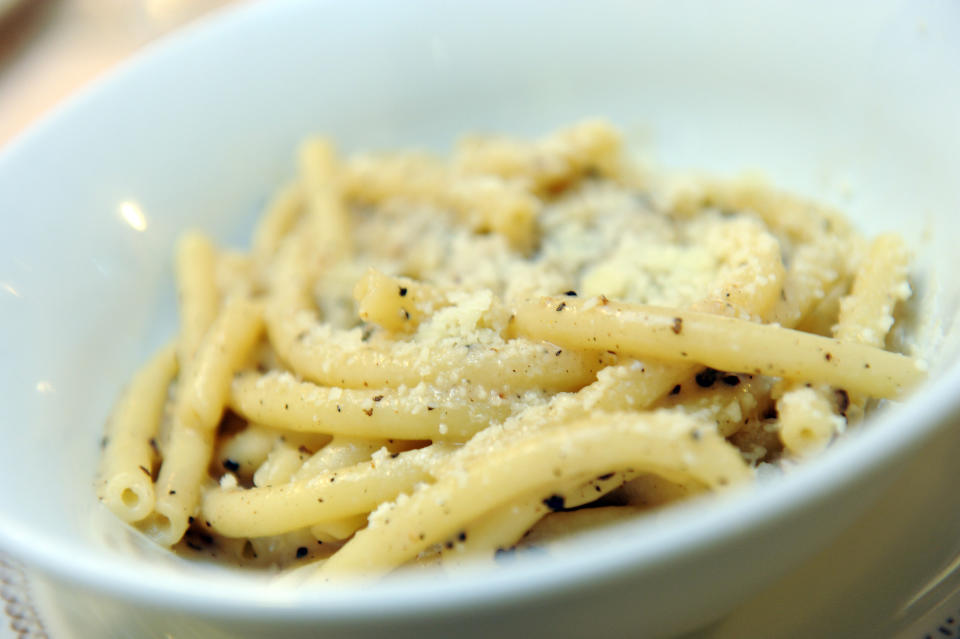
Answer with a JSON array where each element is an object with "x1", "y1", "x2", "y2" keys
[{"x1": 0, "y1": 0, "x2": 236, "y2": 148}]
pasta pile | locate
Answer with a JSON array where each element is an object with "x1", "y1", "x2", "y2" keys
[{"x1": 96, "y1": 120, "x2": 923, "y2": 578}]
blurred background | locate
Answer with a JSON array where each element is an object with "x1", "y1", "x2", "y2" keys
[{"x1": 0, "y1": 0, "x2": 238, "y2": 147}]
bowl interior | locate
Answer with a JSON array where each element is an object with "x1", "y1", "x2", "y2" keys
[{"x1": 1, "y1": 0, "x2": 960, "y2": 617}]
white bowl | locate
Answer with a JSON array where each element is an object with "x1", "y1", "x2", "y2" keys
[{"x1": 1, "y1": 1, "x2": 959, "y2": 637}]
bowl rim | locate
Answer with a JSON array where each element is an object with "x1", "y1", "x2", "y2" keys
[{"x1": 1, "y1": 0, "x2": 957, "y2": 621}]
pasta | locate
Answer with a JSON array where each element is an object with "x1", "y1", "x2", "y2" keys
[
  {"x1": 511, "y1": 296, "x2": 920, "y2": 399},
  {"x1": 97, "y1": 344, "x2": 177, "y2": 523},
  {"x1": 96, "y1": 120, "x2": 922, "y2": 577}
]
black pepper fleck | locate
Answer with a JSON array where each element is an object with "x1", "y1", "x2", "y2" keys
[
  {"x1": 398, "y1": 286, "x2": 408, "y2": 297},
  {"x1": 296, "y1": 546, "x2": 308, "y2": 559},
  {"x1": 556, "y1": 302, "x2": 567, "y2": 312},
  {"x1": 597, "y1": 473, "x2": 615, "y2": 481},
  {"x1": 670, "y1": 384, "x2": 682, "y2": 395},
  {"x1": 138, "y1": 465, "x2": 150, "y2": 476},
  {"x1": 835, "y1": 389, "x2": 850, "y2": 417},
  {"x1": 373, "y1": 395, "x2": 384, "y2": 402},
  {"x1": 672, "y1": 317, "x2": 683, "y2": 334},
  {"x1": 825, "y1": 353, "x2": 833, "y2": 362},
  {"x1": 721, "y1": 375, "x2": 741, "y2": 386},
  {"x1": 223, "y1": 459, "x2": 240, "y2": 472},
  {"x1": 695, "y1": 368, "x2": 718, "y2": 388},
  {"x1": 363, "y1": 408, "x2": 374, "y2": 416},
  {"x1": 543, "y1": 494, "x2": 566, "y2": 512},
  {"x1": 564, "y1": 290, "x2": 577, "y2": 296},
  {"x1": 458, "y1": 531, "x2": 467, "y2": 542}
]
